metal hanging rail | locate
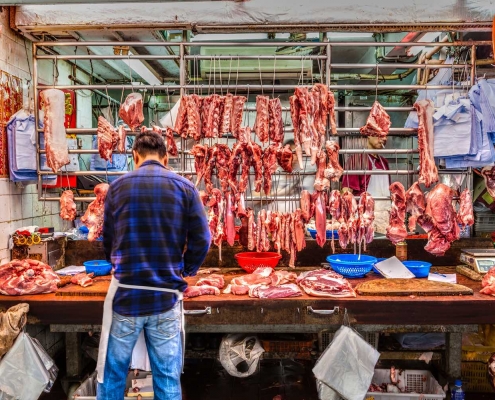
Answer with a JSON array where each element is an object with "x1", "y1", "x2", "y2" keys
[{"x1": 33, "y1": 37, "x2": 479, "y2": 202}]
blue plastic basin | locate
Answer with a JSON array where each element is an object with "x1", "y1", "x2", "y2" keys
[
  {"x1": 83, "y1": 260, "x2": 112, "y2": 276},
  {"x1": 326, "y1": 254, "x2": 377, "y2": 278},
  {"x1": 308, "y1": 229, "x2": 339, "y2": 240},
  {"x1": 403, "y1": 261, "x2": 432, "y2": 278}
]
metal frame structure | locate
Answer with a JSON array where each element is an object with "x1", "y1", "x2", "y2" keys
[{"x1": 33, "y1": 39, "x2": 487, "y2": 202}]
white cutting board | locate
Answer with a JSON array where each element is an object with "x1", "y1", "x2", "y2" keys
[{"x1": 374, "y1": 256, "x2": 415, "y2": 279}]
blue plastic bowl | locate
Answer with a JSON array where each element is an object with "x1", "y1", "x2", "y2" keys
[
  {"x1": 372, "y1": 258, "x2": 387, "y2": 274},
  {"x1": 308, "y1": 229, "x2": 339, "y2": 240},
  {"x1": 403, "y1": 261, "x2": 432, "y2": 278},
  {"x1": 326, "y1": 254, "x2": 377, "y2": 278},
  {"x1": 83, "y1": 260, "x2": 112, "y2": 276}
]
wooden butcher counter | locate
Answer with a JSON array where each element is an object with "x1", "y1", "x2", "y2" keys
[{"x1": 1, "y1": 237, "x2": 495, "y2": 379}]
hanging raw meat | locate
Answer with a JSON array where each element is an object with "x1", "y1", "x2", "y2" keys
[
  {"x1": 289, "y1": 95, "x2": 304, "y2": 169},
  {"x1": 405, "y1": 181, "x2": 426, "y2": 233},
  {"x1": 458, "y1": 188, "x2": 474, "y2": 227},
  {"x1": 313, "y1": 149, "x2": 330, "y2": 192},
  {"x1": 225, "y1": 193, "x2": 236, "y2": 246},
  {"x1": 117, "y1": 125, "x2": 127, "y2": 154},
  {"x1": 190, "y1": 144, "x2": 208, "y2": 186},
  {"x1": 262, "y1": 144, "x2": 279, "y2": 195},
  {"x1": 40, "y1": 89, "x2": 70, "y2": 173},
  {"x1": 248, "y1": 141, "x2": 263, "y2": 193},
  {"x1": 60, "y1": 190, "x2": 77, "y2": 221},
  {"x1": 231, "y1": 95, "x2": 247, "y2": 138},
  {"x1": 175, "y1": 96, "x2": 188, "y2": 137},
  {"x1": 358, "y1": 192, "x2": 375, "y2": 248},
  {"x1": 119, "y1": 92, "x2": 144, "y2": 131},
  {"x1": 276, "y1": 144, "x2": 293, "y2": 173},
  {"x1": 97, "y1": 116, "x2": 119, "y2": 162},
  {"x1": 311, "y1": 83, "x2": 329, "y2": 135},
  {"x1": 205, "y1": 94, "x2": 223, "y2": 138},
  {"x1": 359, "y1": 101, "x2": 391, "y2": 138},
  {"x1": 315, "y1": 192, "x2": 327, "y2": 248},
  {"x1": 268, "y1": 97, "x2": 284, "y2": 143},
  {"x1": 254, "y1": 95, "x2": 270, "y2": 143},
  {"x1": 415, "y1": 99, "x2": 438, "y2": 188},
  {"x1": 423, "y1": 184, "x2": 460, "y2": 256},
  {"x1": 386, "y1": 182, "x2": 408, "y2": 245},
  {"x1": 164, "y1": 128, "x2": 178, "y2": 157},
  {"x1": 220, "y1": 93, "x2": 233, "y2": 135},
  {"x1": 482, "y1": 166, "x2": 495, "y2": 198},
  {"x1": 186, "y1": 94, "x2": 202, "y2": 141},
  {"x1": 328, "y1": 190, "x2": 341, "y2": 221},
  {"x1": 327, "y1": 90, "x2": 337, "y2": 135},
  {"x1": 81, "y1": 183, "x2": 109, "y2": 242},
  {"x1": 324, "y1": 140, "x2": 343, "y2": 182},
  {"x1": 300, "y1": 190, "x2": 312, "y2": 222}
]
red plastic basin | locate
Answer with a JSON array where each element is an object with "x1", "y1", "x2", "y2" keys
[{"x1": 234, "y1": 252, "x2": 282, "y2": 274}]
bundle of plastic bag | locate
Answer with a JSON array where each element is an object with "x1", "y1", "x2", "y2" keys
[
  {"x1": 313, "y1": 312, "x2": 380, "y2": 400},
  {"x1": 0, "y1": 331, "x2": 58, "y2": 399},
  {"x1": 219, "y1": 334, "x2": 264, "y2": 378}
]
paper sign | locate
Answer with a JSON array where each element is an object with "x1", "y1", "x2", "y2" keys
[
  {"x1": 428, "y1": 273, "x2": 457, "y2": 283},
  {"x1": 374, "y1": 256, "x2": 415, "y2": 279}
]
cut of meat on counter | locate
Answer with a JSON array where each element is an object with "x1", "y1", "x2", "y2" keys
[
  {"x1": 415, "y1": 99, "x2": 438, "y2": 188},
  {"x1": 184, "y1": 285, "x2": 220, "y2": 298},
  {"x1": 252, "y1": 283, "x2": 302, "y2": 299},
  {"x1": 119, "y1": 92, "x2": 144, "y2": 131},
  {"x1": 97, "y1": 116, "x2": 119, "y2": 162},
  {"x1": 196, "y1": 274, "x2": 225, "y2": 289},
  {"x1": 386, "y1": 182, "x2": 408, "y2": 245},
  {"x1": 60, "y1": 190, "x2": 77, "y2": 221},
  {"x1": 296, "y1": 269, "x2": 356, "y2": 298},
  {"x1": 40, "y1": 89, "x2": 70, "y2": 173},
  {"x1": 480, "y1": 267, "x2": 495, "y2": 296},
  {"x1": 482, "y1": 166, "x2": 495, "y2": 198},
  {"x1": 359, "y1": 101, "x2": 391, "y2": 138},
  {"x1": 81, "y1": 183, "x2": 110, "y2": 242},
  {"x1": 0, "y1": 259, "x2": 60, "y2": 296},
  {"x1": 71, "y1": 272, "x2": 94, "y2": 288}
]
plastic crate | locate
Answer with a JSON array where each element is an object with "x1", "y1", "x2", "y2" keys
[
  {"x1": 461, "y1": 345, "x2": 495, "y2": 392},
  {"x1": 260, "y1": 334, "x2": 316, "y2": 353},
  {"x1": 365, "y1": 369, "x2": 446, "y2": 400},
  {"x1": 318, "y1": 330, "x2": 379, "y2": 351}
]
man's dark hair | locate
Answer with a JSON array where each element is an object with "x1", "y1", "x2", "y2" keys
[{"x1": 132, "y1": 131, "x2": 167, "y2": 159}]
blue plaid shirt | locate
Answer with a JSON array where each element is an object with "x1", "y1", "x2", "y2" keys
[{"x1": 103, "y1": 160, "x2": 211, "y2": 317}]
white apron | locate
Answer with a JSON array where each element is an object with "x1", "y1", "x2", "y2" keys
[
  {"x1": 366, "y1": 156, "x2": 391, "y2": 235},
  {"x1": 97, "y1": 277, "x2": 185, "y2": 384}
]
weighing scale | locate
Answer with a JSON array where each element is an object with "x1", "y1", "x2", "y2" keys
[{"x1": 460, "y1": 249, "x2": 495, "y2": 274}]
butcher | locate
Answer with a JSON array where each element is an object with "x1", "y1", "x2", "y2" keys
[
  {"x1": 342, "y1": 135, "x2": 390, "y2": 234},
  {"x1": 97, "y1": 131, "x2": 211, "y2": 399}
]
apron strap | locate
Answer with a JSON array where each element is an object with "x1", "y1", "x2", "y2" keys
[{"x1": 117, "y1": 282, "x2": 184, "y2": 301}]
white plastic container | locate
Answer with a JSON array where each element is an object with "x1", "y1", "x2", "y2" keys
[{"x1": 366, "y1": 369, "x2": 446, "y2": 400}]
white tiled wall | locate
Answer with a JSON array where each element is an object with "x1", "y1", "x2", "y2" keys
[{"x1": 0, "y1": 8, "x2": 93, "y2": 264}]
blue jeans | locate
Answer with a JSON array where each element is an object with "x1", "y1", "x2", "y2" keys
[{"x1": 97, "y1": 302, "x2": 182, "y2": 400}]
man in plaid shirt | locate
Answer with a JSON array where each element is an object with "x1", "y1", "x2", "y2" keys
[{"x1": 97, "y1": 130, "x2": 210, "y2": 399}]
